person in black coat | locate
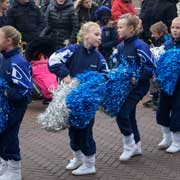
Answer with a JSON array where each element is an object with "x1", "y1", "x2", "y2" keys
[
  {"x1": 150, "y1": 0, "x2": 178, "y2": 31},
  {"x1": 140, "y1": 0, "x2": 178, "y2": 44},
  {"x1": 41, "y1": 0, "x2": 79, "y2": 50},
  {"x1": 75, "y1": 0, "x2": 98, "y2": 25},
  {"x1": 7, "y1": 0, "x2": 44, "y2": 43},
  {"x1": 0, "y1": 0, "x2": 9, "y2": 27},
  {"x1": 139, "y1": 0, "x2": 156, "y2": 43}
]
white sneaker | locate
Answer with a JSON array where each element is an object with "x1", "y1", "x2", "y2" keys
[
  {"x1": 66, "y1": 158, "x2": 83, "y2": 170},
  {"x1": 72, "y1": 154, "x2": 96, "y2": 175},
  {"x1": 66, "y1": 150, "x2": 83, "y2": 170},
  {"x1": 120, "y1": 144, "x2": 137, "y2": 161},
  {"x1": 166, "y1": 132, "x2": 180, "y2": 153},
  {"x1": 72, "y1": 164, "x2": 96, "y2": 175},
  {"x1": 0, "y1": 158, "x2": 8, "y2": 176},
  {"x1": 158, "y1": 126, "x2": 171, "y2": 149},
  {"x1": 120, "y1": 134, "x2": 137, "y2": 161},
  {"x1": 0, "y1": 160, "x2": 21, "y2": 180},
  {"x1": 166, "y1": 143, "x2": 180, "y2": 153}
]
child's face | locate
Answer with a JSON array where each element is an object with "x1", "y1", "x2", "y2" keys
[
  {"x1": 171, "y1": 19, "x2": 180, "y2": 41},
  {"x1": 117, "y1": 19, "x2": 133, "y2": 39},
  {"x1": 0, "y1": 30, "x2": 9, "y2": 50},
  {"x1": 84, "y1": 26, "x2": 101, "y2": 48},
  {"x1": 151, "y1": 31, "x2": 163, "y2": 40},
  {"x1": 0, "y1": 30, "x2": 12, "y2": 51}
]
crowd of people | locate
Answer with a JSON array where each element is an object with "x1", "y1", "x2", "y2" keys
[{"x1": 0, "y1": 0, "x2": 179, "y2": 179}]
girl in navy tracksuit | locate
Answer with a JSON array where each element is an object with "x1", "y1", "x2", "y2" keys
[
  {"x1": 48, "y1": 22, "x2": 108, "y2": 176},
  {"x1": 156, "y1": 17, "x2": 180, "y2": 153},
  {"x1": 0, "y1": 26, "x2": 32, "y2": 180},
  {"x1": 113, "y1": 14, "x2": 156, "y2": 161}
]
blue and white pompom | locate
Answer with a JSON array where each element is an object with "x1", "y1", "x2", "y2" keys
[
  {"x1": 39, "y1": 60, "x2": 139, "y2": 130},
  {"x1": 0, "y1": 78, "x2": 9, "y2": 134},
  {"x1": 66, "y1": 71, "x2": 106, "y2": 129},
  {"x1": 101, "y1": 58, "x2": 139, "y2": 117},
  {"x1": 38, "y1": 71, "x2": 106, "y2": 130},
  {"x1": 38, "y1": 79, "x2": 79, "y2": 131},
  {"x1": 156, "y1": 48, "x2": 180, "y2": 95}
]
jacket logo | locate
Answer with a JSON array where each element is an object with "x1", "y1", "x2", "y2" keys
[
  {"x1": 127, "y1": 56, "x2": 135, "y2": 59},
  {"x1": 90, "y1": 64, "x2": 97, "y2": 68}
]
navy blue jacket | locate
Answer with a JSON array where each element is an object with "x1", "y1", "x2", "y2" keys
[
  {"x1": 48, "y1": 44, "x2": 108, "y2": 78},
  {"x1": 0, "y1": 48, "x2": 32, "y2": 107},
  {"x1": 113, "y1": 36, "x2": 156, "y2": 80},
  {"x1": 164, "y1": 39, "x2": 180, "y2": 86}
]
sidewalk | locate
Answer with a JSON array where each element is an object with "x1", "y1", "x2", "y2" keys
[{"x1": 20, "y1": 100, "x2": 180, "y2": 180}]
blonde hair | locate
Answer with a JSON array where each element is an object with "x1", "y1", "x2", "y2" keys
[
  {"x1": 0, "y1": 26, "x2": 22, "y2": 47},
  {"x1": 78, "y1": 21, "x2": 100, "y2": 42},
  {"x1": 118, "y1": 13, "x2": 140, "y2": 36},
  {"x1": 150, "y1": 21, "x2": 168, "y2": 34}
]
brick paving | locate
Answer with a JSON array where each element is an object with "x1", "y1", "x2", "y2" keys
[{"x1": 20, "y1": 100, "x2": 180, "y2": 180}]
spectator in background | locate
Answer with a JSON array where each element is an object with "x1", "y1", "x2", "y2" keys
[
  {"x1": 7, "y1": 0, "x2": 44, "y2": 44},
  {"x1": 41, "y1": 0, "x2": 79, "y2": 50},
  {"x1": 150, "y1": 0, "x2": 178, "y2": 31},
  {"x1": 143, "y1": 21, "x2": 171, "y2": 110},
  {"x1": 0, "y1": 0, "x2": 9, "y2": 27},
  {"x1": 75, "y1": 0, "x2": 98, "y2": 25},
  {"x1": 150, "y1": 21, "x2": 171, "y2": 47},
  {"x1": 111, "y1": 0, "x2": 136, "y2": 22},
  {"x1": 139, "y1": 0, "x2": 154, "y2": 43},
  {"x1": 96, "y1": 6, "x2": 118, "y2": 68},
  {"x1": 140, "y1": 0, "x2": 178, "y2": 44}
]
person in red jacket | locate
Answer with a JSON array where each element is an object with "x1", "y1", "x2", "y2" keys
[{"x1": 111, "y1": 0, "x2": 136, "y2": 21}]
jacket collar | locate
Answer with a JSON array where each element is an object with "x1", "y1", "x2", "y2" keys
[
  {"x1": 2, "y1": 48, "x2": 20, "y2": 58},
  {"x1": 124, "y1": 36, "x2": 137, "y2": 44},
  {"x1": 80, "y1": 43, "x2": 96, "y2": 54}
]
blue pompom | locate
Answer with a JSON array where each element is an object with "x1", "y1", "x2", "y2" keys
[
  {"x1": 66, "y1": 71, "x2": 106, "y2": 129},
  {"x1": 156, "y1": 48, "x2": 180, "y2": 95},
  {"x1": 101, "y1": 58, "x2": 139, "y2": 117},
  {"x1": 0, "y1": 78, "x2": 9, "y2": 134}
]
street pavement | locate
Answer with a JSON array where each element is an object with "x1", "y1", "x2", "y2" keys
[{"x1": 20, "y1": 100, "x2": 180, "y2": 180}]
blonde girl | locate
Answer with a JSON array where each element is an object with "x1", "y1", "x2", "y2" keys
[
  {"x1": 113, "y1": 14, "x2": 156, "y2": 161},
  {"x1": 48, "y1": 22, "x2": 108, "y2": 176},
  {"x1": 0, "y1": 26, "x2": 32, "y2": 180}
]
